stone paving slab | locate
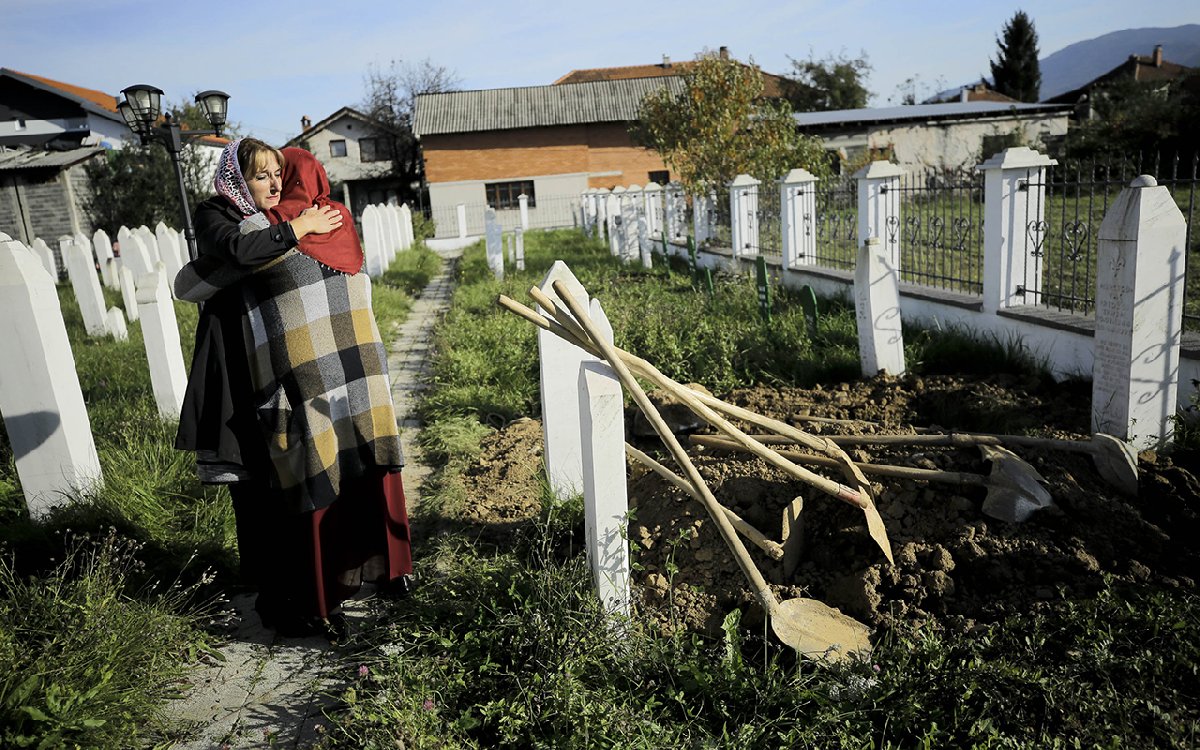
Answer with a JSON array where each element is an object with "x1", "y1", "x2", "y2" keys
[{"x1": 166, "y1": 246, "x2": 463, "y2": 749}]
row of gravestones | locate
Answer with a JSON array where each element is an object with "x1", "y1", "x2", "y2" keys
[
  {"x1": 483, "y1": 207, "x2": 526, "y2": 280},
  {"x1": 360, "y1": 202, "x2": 417, "y2": 277},
  {"x1": 580, "y1": 184, "x2": 693, "y2": 272},
  {"x1": 0, "y1": 205, "x2": 418, "y2": 521}
]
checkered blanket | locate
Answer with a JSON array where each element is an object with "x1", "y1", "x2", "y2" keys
[{"x1": 238, "y1": 249, "x2": 403, "y2": 511}]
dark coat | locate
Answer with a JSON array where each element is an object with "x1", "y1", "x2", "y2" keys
[{"x1": 174, "y1": 197, "x2": 298, "y2": 474}]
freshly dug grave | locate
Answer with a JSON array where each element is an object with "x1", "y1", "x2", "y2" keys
[{"x1": 456, "y1": 373, "x2": 1200, "y2": 638}]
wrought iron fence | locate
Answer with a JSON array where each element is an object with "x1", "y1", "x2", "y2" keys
[
  {"x1": 889, "y1": 166, "x2": 985, "y2": 295},
  {"x1": 1028, "y1": 152, "x2": 1199, "y2": 330},
  {"x1": 752, "y1": 188, "x2": 782, "y2": 259},
  {"x1": 810, "y1": 175, "x2": 857, "y2": 270},
  {"x1": 424, "y1": 194, "x2": 581, "y2": 238},
  {"x1": 710, "y1": 192, "x2": 732, "y2": 250}
]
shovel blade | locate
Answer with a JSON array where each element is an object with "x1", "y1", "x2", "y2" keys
[
  {"x1": 979, "y1": 445, "x2": 1055, "y2": 523},
  {"x1": 771, "y1": 598, "x2": 872, "y2": 662}
]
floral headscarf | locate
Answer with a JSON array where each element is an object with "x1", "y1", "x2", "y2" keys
[{"x1": 213, "y1": 138, "x2": 259, "y2": 217}]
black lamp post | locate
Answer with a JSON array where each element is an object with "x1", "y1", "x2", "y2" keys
[{"x1": 118, "y1": 84, "x2": 230, "y2": 262}]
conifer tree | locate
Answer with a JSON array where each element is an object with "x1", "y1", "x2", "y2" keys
[{"x1": 989, "y1": 11, "x2": 1041, "y2": 102}]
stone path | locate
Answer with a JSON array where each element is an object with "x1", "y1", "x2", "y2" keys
[{"x1": 167, "y1": 246, "x2": 463, "y2": 749}]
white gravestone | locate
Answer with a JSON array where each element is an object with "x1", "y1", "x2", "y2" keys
[
  {"x1": 175, "y1": 229, "x2": 192, "y2": 266},
  {"x1": 135, "y1": 269, "x2": 188, "y2": 419},
  {"x1": 119, "y1": 265, "x2": 139, "y2": 322},
  {"x1": 118, "y1": 227, "x2": 155, "y2": 279},
  {"x1": 106, "y1": 307, "x2": 128, "y2": 341},
  {"x1": 537, "y1": 261, "x2": 591, "y2": 497},
  {"x1": 637, "y1": 211, "x2": 652, "y2": 269},
  {"x1": 136, "y1": 226, "x2": 160, "y2": 265},
  {"x1": 505, "y1": 233, "x2": 513, "y2": 264},
  {"x1": 518, "y1": 194, "x2": 530, "y2": 230},
  {"x1": 515, "y1": 228, "x2": 525, "y2": 271},
  {"x1": 621, "y1": 188, "x2": 640, "y2": 262},
  {"x1": 378, "y1": 204, "x2": 398, "y2": 266},
  {"x1": 485, "y1": 207, "x2": 503, "y2": 281},
  {"x1": 400, "y1": 204, "x2": 414, "y2": 249},
  {"x1": 456, "y1": 203, "x2": 467, "y2": 239},
  {"x1": 855, "y1": 237, "x2": 906, "y2": 377},
  {"x1": 361, "y1": 205, "x2": 386, "y2": 277},
  {"x1": 63, "y1": 237, "x2": 110, "y2": 337},
  {"x1": 156, "y1": 222, "x2": 184, "y2": 298},
  {"x1": 578, "y1": 298, "x2": 630, "y2": 617},
  {"x1": 1092, "y1": 175, "x2": 1187, "y2": 449},
  {"x1": 32, "y1": 238, "x2": 58, "y2": 279},
  {"x1": 93, "y1": 229, "x2": 118, "y2": 290},
  {"x1": 607, "y1": 188, "x2": 624, "y2": 257},
  {"x1": 387, "y1": 204, "x2": 404, "y2": 255},
  {"x1": 0, "y1": 239, "x2": 102, "y2": 518}
]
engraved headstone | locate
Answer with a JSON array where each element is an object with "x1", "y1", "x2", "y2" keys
[
  {"x1": 537, "y1": 261, "x2": 591, "y2": 496},
  {"x1": 855, "y1": 237, "x2": 906, "y2": 377}
]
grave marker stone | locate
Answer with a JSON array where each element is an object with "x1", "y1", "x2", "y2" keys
[
  {"x1": 63, "y1": 236, "x2": 109, "y2": 337},
  {"x1": 854, "y1": 237, "x2": 906, "y2": 377},
  {"x1": 119, "y1": 266, "x2": 139, "y2": 322},
  {"x1": 32, "y1": 238, "x2": 57, "y2": 279},
  {"x1": 0, "y1": 238, "x2": 102, "y2": 518},
  {"x1": 93, "y1": 229, "x2": 118, "y2": 289},
  {"x1": 156, "y1": 222, "x2": 183, "y2": 297},
  {"x1": 485, "y1": 207, "x2": 503, "y2": 280},
  {"x1": 537, "y1": 261, "x2": 591, "y2": 496},
  {"x1": 136, "y1": 269, "x2": 188, "y2": 418},
  {"x1": 106, "y1": 307, "x2": 128, "y2": 341},
  {"x1": 515, "y1": 227, "x2": 525, "y2": 271},
  {"x1": 362, "y1": 205, "x2": 385, "y2": 277}
]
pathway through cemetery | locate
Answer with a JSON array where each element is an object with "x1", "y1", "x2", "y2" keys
[{"x1": 167, "y1": 245, "x2": 464, "y2": 750}]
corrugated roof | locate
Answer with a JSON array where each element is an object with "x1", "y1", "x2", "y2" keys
[
  {"x1": 0, "y1": 146, "x2": 105, "y2": 171},
  {"x1": 413, "y1": 77, "x2": 688, "y2": 137},
  {"x1": 554, "y1": 61, "x2": 790, "y2": 98},
  {"x1": 794, "y1": 101, "x2": 1071, "y2": 128},
  {"x1": 1, "y1": 68, "x2": 123, "y2": 122}
]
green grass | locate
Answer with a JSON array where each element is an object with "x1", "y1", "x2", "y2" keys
[
  {"x1": 0, "y1": 244, "x2": 433, "y2": 748},
  {"x1": 317, "y1": 228, "x2": 1198, "y2": 748}
]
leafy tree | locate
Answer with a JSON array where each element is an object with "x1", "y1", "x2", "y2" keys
[
  {"x1": 783, "y1": 51, "x2": 872, "y2": 111},
  {"x1": 1062, "y1": 71, "x2": 1200, "y2": 162},
  {"x1": 632, "y1": 53, "x2": 830, "y2": 196},
  {"x1": 82, "y1": 98, "x2": 214, "y2": 236},
  {"x1": 357, "y1": 58, "x2": 461, "y2": 202},
  {"x1": 989, "y1": 10, "x2": 1041, "y2": 102}
]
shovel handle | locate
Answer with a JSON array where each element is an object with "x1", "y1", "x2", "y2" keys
[{"x1": 548, "y1": 280, "x2": 781, "y2": 617}]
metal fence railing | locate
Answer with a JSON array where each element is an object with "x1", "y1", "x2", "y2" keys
[
  {"x1": 425, "y1": 194, "x2": 580, "y2": 238},
  {"x1": 890, "y1": 166, "x2": 986, "y2": 295},
  {"x1": 811, "y1": 175, "x2": 857, "y2": 271}
]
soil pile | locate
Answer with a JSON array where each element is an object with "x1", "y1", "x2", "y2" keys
[{"x1": 456, "y1": 374, "x2": 1200, "y2": 637}]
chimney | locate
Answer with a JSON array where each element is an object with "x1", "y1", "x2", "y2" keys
[
  {"x1": 719, "y1": 46, "x2": 729, "y2": 60},
  {"x1": 960, "y1": 87, "x2": 970, "y2": 103},
  {"x1": 1153, "y1": 44, "x2": 1163, "y2": 67},
  {"x1": 301, "y1": 115, "x2": 312, "y2": 131},
  {"x1": 662, "y1": 53, "x2": 671, "y2": 68}
]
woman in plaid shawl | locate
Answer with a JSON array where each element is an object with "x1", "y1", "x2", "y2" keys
[{"x1": 176, "y1": 138, "x2": 413, "y2": 638}]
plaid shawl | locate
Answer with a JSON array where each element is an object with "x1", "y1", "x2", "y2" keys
[{"x1": 241, "y1": 249, "x2": 403, "y2": 511}]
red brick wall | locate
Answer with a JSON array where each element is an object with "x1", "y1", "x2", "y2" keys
[{"x1": 421, "y1": 123, "x2": 669, "y2": 189}]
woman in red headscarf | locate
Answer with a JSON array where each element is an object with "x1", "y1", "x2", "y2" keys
[{"x1": 177, "y1": 139, "x2": 413, "y2": 638}]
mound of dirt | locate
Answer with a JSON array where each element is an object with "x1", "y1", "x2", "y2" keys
[{"x1": 456, "y1": 374, "x2": 1200, "y2": 638}]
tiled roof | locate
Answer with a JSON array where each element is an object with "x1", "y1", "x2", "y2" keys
[
  {"x1": 1, "y1": 68, "x2": 121, "y2": 119},
  {"x1": 555, "y1": 61, "x2": 789, "y2": 98},
  {"x1": 413, "y1": 77, "x2": 688, "y2": 137}
]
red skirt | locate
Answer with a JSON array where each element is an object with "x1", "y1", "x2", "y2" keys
[{"x1": 230, "y1": 468, "x2": 413, "y2": 619}]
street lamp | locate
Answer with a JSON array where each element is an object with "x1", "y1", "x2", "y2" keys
[{"x1": 119, "y1": 84, "x2": 230, "y2": 262}]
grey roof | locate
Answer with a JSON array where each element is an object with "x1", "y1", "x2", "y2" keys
[
  {"x1": 794, "y1": 101, "x2": 1071, "y2": 128},
  {"x1": 413, "y1": 77, "x2": 688, "y2": 137},
  {"x1": 0, "y1": 146, "x2": 105, "y2": 172}
]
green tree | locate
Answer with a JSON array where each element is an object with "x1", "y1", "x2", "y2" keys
[
  {"x1": 989, "y1": 10, "x2": 1041, "y2": 102},
  {"x1": 1063, "y1": 71, "x2": 1200, "y2": 162},
  {"x1": 632, "y1": 53, "x2": 830, "y2": 196},
  {"x1": 82, "y1": 98, "x2": 213, "y2": 236},
  {"x1": 783, "y1": 51, "x2": 872, "y2": 111}
]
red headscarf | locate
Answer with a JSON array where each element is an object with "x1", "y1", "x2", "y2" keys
[{"x1": 267, "y1": 147, "x2": 364, "y2": 274}]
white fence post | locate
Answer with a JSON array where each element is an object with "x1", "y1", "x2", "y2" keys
[
  {"x1": 518, "y1": 193, "x2": 530, "y2": 231},
  {"x1": 136, "y1": 269, "x2": 188, "y2": 419},
  {"x1": 537, "y1": 261, "x2": 591, "y2": 497},
  {"x1": 854, "y1": 161, "x2": 903, "y2": 269},
  {"x1": 0, "y1": 238, "x2": 102, "y2": 518},
  {"x1": 1092, "y1": 175, "x2": 1187, "y2": 449},
  {"x1": 855, "y1": 237, "x2": 906, "y2": 377},
  {"x1": 515, "y1": 227, "x2": 525, "y2": 271},
  {"x1": 781, "y1": 168, "x2": 819, "y2": 269},
  {"x1": 978, "y1": 147, "x2": 1057, "y2": 314},
  {"x1": 607, "y1": 188, "x2": 624, "y2": 257},
  {"x1": 578, "y1": 297, "x2": 630, "y2": 617},
  {"x1": 729, "y1": 174, "x2": 760, "y2": 258}
]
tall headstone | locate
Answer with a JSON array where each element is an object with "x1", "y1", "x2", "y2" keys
[
  {"x1": 387, "y1": 204, "x2": 406, "y2": 253},
  {"x1": 399, "y1": 204, "x2": 415, "y2": 249},
  {"x1": 93, "y1": 229, "x2": 118, "y2": 290},
  {"x1": 0, "y1": 239, "x2": 103, "y2": 518},
  {"x1": 136, "y1": 225, "x2": 161, "y2": 264},
  {"x1": 118, "y1": 227, "x2": 155, "y2": 278},
  {"x1": 578, "y1": 298, "x2": 630, "y2": 617},
  {"x1": 379, "y1": 203, "x2": 398, "y2": 266},
  {"x1": 362, "y1": 205, "x2": 386, "y2": 277},
  {"x1": 135, "y1": 269, "x2": 188, "y2": 419},
  {"x1": 505, "y1": 233, "x2": 513, "y2": 264},
  {"x1": 621, "y1": 187, "x2": 641, "y2": 262},
  {"x1": 155, "y1": 222, "x2": 184, "y2": 298},
  {"x1": 637, "y1": 208, "x2": 651, "y2": 269},
  {"x1": 63, "y1": 237, "x2": 109, "y2": 337},
  {"x1": 485, "y1": 207, "x2": 503, "y2": 280},
  {"x1": 518, "y1": 193, "x2": 530, "y2": 230},
  {"x1": 854, "y1": 237, "x2": 906, "y2": 377},
  {"x1": 456, "y1": 203, "x2": 468, "y2": 239},
  {"x1": 515, "y1": 227, "x2": 525, "y2": 271},
  {"x1": 606, "y1": 188, "x2": 624, "y2": 257},
  {"x1": 106, "y1": 307, "x2": 128, "y2": 341},
  {"x1": 32, "y1": 238, "x2": 58, "y2": 279},
  {"x1": 1092, "y1": 175, "x2": 1187, "y2": 449},
  {"x1": 537, "y1": 261, "x2": 591, "y2": 497},
  {"x1": 119, "y1": 266, "x2": 139, "y2": 322}
]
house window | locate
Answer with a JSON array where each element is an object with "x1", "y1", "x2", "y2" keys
[
  {"x1": 329, "y1": 139, "x2": 347, "y2": 158},
  {"x1": 648, "y1": 170, "x2": 669, "y2": 184},
  {"x1": 485, "y1": 180, "x2": 535, "y2": 209},
  {"x1": 360, "y1": 137, "x2": 383, "y2": 163}
]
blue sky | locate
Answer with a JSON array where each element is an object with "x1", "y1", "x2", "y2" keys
[{"x1": 4, "y1": 0, "x2": 1197, "y2": 142}]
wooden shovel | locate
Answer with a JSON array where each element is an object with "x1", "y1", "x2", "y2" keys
[
  {"x1": 550, "y1": 280, "x2": 870, "y2": 661},
  {"x1": 513, "y1": 289, "x2": 892, "y2": 565}
]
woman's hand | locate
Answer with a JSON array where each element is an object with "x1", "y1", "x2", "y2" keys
[{"x1": 290, "y1": 204, "x2": 344, "y2": 238}]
